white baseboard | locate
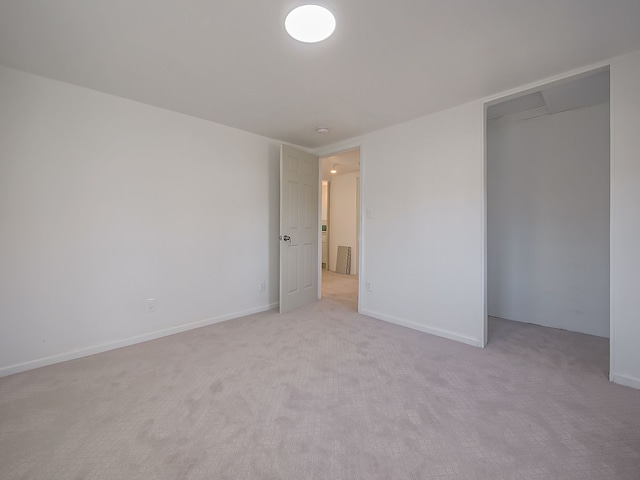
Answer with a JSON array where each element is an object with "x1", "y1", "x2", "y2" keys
[
  {"x1": 611, "y1": 373, "x2": 640, "y2": 390},
  {"x1": 360, "y1": 309, "x2": 482, "y2": 348},
  {"x1": 0, "y1": 302, "x2": 279, "y2": 378}
]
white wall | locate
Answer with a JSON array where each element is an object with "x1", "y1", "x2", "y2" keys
[
  {"x1": 316, "y1": 51, "x2": 640, "y2": 389},
  {"x1": 487, "y1": 103, "x2": 610, "y2": 337},
  {"x1": 328, "y1": 172, "x2": 359, "y2": 275},
  {"x1": 359, "y1": 101, "x2": 485, "y2": 346},
  {"x1": 4, "y1": 49, "x2": 640, "y2": 389},
  {"x1": 0, "y1": 65, "x2": 281, "y2": 375},
  {"x1": 610, "y1": 50, "x2": 640, "y2": 389}
]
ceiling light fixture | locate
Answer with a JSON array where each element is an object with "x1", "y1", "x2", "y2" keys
[
  {"x1": 330, "y1": 164, "x2": 337, "y2": 174},
  {"x1": 285, "y1": 5, "x2": 336, "y2": 43},
  {"x1": 316, "y1": 126, "x2": 330, "y2": 134}
]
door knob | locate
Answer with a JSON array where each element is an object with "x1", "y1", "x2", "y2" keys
[{"x1": 280, "y1": 235, "x2": 291, "y2": 242}]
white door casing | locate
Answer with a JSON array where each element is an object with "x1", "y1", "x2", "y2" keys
[{"x1": 280, "y1": 145, "x2": 319, "y2": 313}]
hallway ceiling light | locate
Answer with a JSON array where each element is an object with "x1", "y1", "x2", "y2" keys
[
  {"x1": 285, "y1": 5, "x2": 336, "y2": 43},
  {"x1": 316, "y1": 126, "x2": 330, "y2": 134},
  {"x1": 330, "y1": 164, "x2": 337, "y2": 174}
]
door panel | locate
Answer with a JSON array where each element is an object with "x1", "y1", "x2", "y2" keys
[
  {"x1": 287, "y1": 246, "x2": 299, "y2": 294},
  {"x1": 288, "y1": 182, "x2": 299, "y2": 227},
  {"x1": 304, "y1": 243, "x2": 313, "y2": 288},
  {"x1": 280, "y1": 145, "x2": 319, "y2": 313}
]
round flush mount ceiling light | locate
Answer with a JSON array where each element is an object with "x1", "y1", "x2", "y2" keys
[
  {"x1": 285, "y1": 5, "x2": 336, "y2": 43},
  {"x1": 316, "y1": 126, "x2": 330, "y2": 134}
]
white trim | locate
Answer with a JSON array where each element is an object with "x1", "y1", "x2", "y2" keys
[
  {"x1": 0, "y1": 303, "x2": 278, "y2": 378},
  {"x1": 313, "y1": 137, "x2": 365, "y2": 158},
  {"x1": 357, "y1": 141, "x2": 365, "y2": 314},
  {"x1": 611, "y1": 373, "x2": 640, "y2": 390},
  {"x1": 317, "y1": 155, "x2": 324, "y2": 300},
  {"x1": 481, "y1": 61, "x2": 613, "y2": 358},
  {"x1": 361, "y1": 309, "x2": 482, "y2": 348},
  {"x1": 609, "y1": 58, "x2": 617, "y2": 383},
  {"x1": 314, "y1": 140, "x2": 365, "y2": 315},
  {"x1": 482, "y1": 60, "x2": 611, "y2": 106},
  {"x1": 480, "y1": 103, "x2": 489, "y2": 348}
]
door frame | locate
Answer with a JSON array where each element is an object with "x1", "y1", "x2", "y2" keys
[
  {"x1": 314, "y1": 140, "x2": 365, "y2": 313},
  {"x1": 481, "y1": 61, "x2": 612, "y2": 377}
]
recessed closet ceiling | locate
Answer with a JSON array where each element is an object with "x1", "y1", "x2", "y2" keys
[
  {"x1": 1, "y1": 1, "x2": 639, "y2": 148},
  {"x1": 487, "y1": 70, "x2": 610, "y2": 124}
]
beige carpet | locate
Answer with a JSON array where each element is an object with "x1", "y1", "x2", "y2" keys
[{"x1": 1, "y1": 272, "x2": 639, "y2": 479}]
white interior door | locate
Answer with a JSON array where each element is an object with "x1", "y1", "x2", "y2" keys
[{"x1": 280, "y1": 145, "x2": 319, "y2": 313}]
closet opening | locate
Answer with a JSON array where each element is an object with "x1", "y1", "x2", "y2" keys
[{"x1": 485, "y1": 68, "x2": 610, "y2": 373}]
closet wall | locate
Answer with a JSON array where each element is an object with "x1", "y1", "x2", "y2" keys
[{"x1": 487, "y1": 103, "x2": 610, "y2": 337}]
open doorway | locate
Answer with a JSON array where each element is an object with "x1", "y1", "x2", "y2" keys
[
  {"x1": 320, "y1": 148, "x2": 360, "y2": 310},
  {"x1": 485, "y1": 68, "x2": 610, "y2": 370}
]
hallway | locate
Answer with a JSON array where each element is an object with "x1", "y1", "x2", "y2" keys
[{"x1": 322, "y1": 270, "x2": 358, "y2": 311}]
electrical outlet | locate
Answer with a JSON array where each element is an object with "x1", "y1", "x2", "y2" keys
[
  {"x1": 366, "y1": 207, "x2": 374, "y2": 219},
  {"x1": 259, "y1": 282, "x2": 266, "y2": 292},
  {"x1": 146, "y1": 298, "x2": 156, "y2": 313},
  {"x1": 366, "y1": 281, "x2": 373, "y2": 292}
]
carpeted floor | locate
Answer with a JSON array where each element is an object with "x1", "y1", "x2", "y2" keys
[{"x1": 1, "y1": 271, "x2": 639, "y2": 479}]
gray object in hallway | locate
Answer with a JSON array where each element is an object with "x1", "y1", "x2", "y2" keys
[
  {"x1": 0, "y1": 271, "x2": 639, "y2": 479},
  {"x1": 335, "y1": 245, "x2": 351, "y2": 275}
]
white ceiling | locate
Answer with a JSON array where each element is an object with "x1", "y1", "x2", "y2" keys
[{"x1": 1, "y1": 1, "x2": 639, "y2": 149}]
